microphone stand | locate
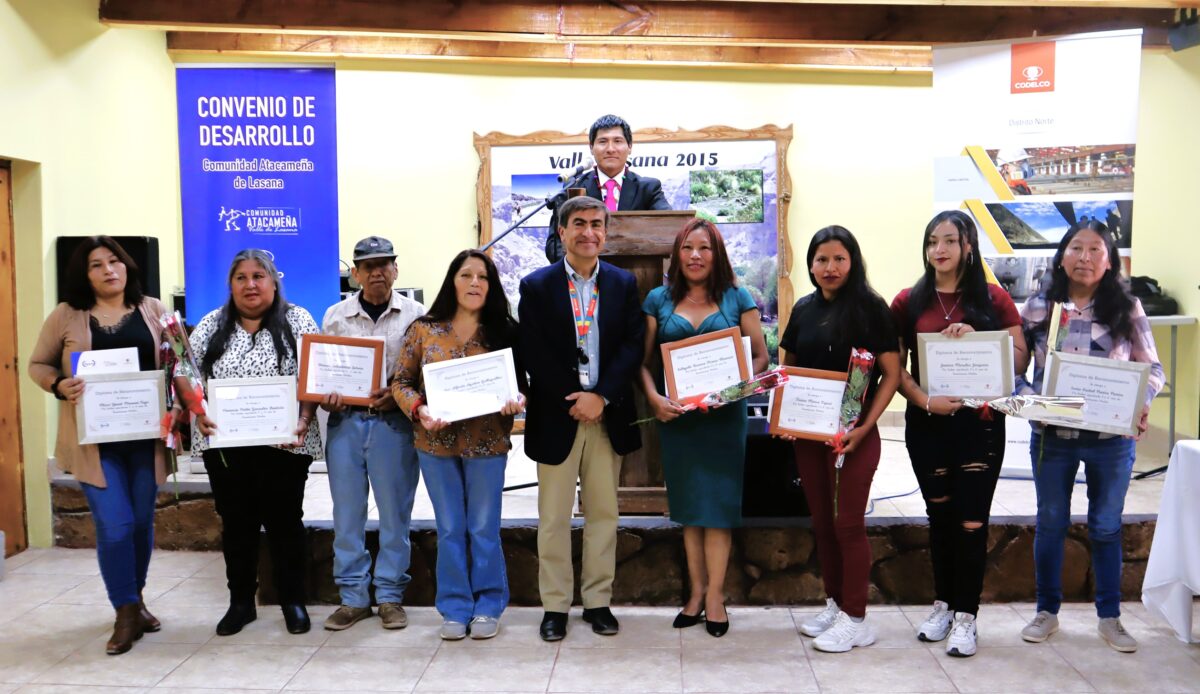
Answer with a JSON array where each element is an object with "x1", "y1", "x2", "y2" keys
[{"x1": 480, "y1": 167, "x2": 592, "y2": 252}]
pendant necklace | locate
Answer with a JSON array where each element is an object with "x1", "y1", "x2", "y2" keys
[{"x1": 935, "y1": 291, "x2": 962, "y2": 321}]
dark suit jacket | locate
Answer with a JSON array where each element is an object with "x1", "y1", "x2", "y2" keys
[
  {"x1": 518, "y1": 259, "x2": 645, "y2": 464},
  {"x1": 544, "y1": 168, "x2": 671, "y2": 262}
]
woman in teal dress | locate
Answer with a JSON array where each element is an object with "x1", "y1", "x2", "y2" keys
[{"x1": 639, "y1": 218, "x2": 768, "y2": 637}]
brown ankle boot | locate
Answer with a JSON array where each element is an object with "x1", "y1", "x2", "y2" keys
[
  {"x1": 138, "y1": 594, "x2": 161, "y2": 633},
  {"x1": 106, "y1": 603, "x2": 144, "y2": 656}
]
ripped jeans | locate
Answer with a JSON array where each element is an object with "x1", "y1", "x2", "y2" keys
[{"x1": 905, "y1": 406, "x2": 1005, "y2": 616}]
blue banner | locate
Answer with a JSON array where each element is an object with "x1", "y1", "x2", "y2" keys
[{"x1": 176, "y1": 66, "x2": 339, "y2": 322}]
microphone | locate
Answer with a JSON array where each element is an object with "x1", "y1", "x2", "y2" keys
[{"x1": 556, "y1": 158, "x2": 595, "y2": 183}]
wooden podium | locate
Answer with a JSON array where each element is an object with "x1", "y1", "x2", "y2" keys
[{"x1": 602, "y1": 209, "x2": 695, "y2": 515}]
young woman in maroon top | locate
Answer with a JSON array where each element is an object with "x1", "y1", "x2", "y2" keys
[{"x1": 889, "y1": 210, "x2": 1027, "y2": 658}]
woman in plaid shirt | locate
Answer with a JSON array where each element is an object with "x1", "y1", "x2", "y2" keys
[{"x1": 1015, "y1": 221, "x2": 1163, "y2": 653}]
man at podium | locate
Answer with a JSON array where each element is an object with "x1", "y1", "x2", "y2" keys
[{"x1": 545, "y1": 114, "x2": 671, "y2": 262}]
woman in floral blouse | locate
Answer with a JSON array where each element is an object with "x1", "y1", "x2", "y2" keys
[
  {"x1": 392, "y1": 249, "x2": 525, "y2": 641},
  {"x1": 181, "y1": 249, "x2": 321, "y2": 638}
]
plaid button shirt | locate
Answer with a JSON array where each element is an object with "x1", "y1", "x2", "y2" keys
[{"x1": 1016, "y1": 292, "x2": 1164, "y2": 437}]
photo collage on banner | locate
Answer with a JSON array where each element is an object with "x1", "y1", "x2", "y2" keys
[
  {"x1": 931, "y1": 31, "x2": 1142, "y2": 304},
  {"x1": 176, "y1": 66, "x2": 341, "y2": 323},
  {"x1": 478, "y1": 131, "x2": 789, "y2": 361}
]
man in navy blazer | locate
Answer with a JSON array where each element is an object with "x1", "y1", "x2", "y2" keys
[
  {"x1": 544, "y1": 114, "x2": 671, "y2": 263},
  {"x1": 519, "y1": 195, "x2": 644, "y2": 641}
]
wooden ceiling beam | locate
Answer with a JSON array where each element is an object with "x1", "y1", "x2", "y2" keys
[
  {"x1": 166, "y1": 31, "x2": 933, "y2": 73},
  {"x1": 101, "y1": 0, "x2": 1175, "y2": 45}
]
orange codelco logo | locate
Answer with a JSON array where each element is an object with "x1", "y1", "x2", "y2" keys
[{"x1": 1011, "y1": 41, "x2": 1055, "y2": 94}]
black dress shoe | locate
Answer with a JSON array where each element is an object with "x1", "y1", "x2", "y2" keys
[
  {"x1": 673, "y1": 610, "x2": 705, "y2": 629},
  {"x1": 540, "y1": 611, "x2": 568, "y2": 641},
  {"x1": 582, "y1": 607, "x2": 619, "y2": 635},
  {"x1": 281, "y1": 603, "x2": 311, "y2": 634},
  {"x1": 705, "y1": 610, "x2": 729, "y2": 638},
  {"x1": 216, "y1": 602, "x2": 257, "y2": 636}
]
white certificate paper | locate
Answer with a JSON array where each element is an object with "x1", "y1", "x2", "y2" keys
[
  {"x1": 208, "y1": 377, "x2": 298, "y2": 448},
  {"x1": 423, "y1": 348, "x2": 520, "y2": 423},
  {"x1": 1040, "y1": 352, "x2": 1150, "y2": 436},
  {"x1": 668, "y1": 336, "x2": 744, "y2": 400},
  {"x1": 76, "y1": 371, "x2": 165, "y2": 444},
  {"x1": 918, "y1": 331, "x2": 1014, "y2": 399},
  {"x1": 74, "y1": 347, "x2": 139, "y2": 376},
  {"x1": 775, "y1": 375, "x2": 846, "y2": 438},
  {"x1": 304, "y1": 340, "x2": 378, "y2": 400}
]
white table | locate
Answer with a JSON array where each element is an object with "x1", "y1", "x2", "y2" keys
[
  {"x1": 1142, "y1": 439, "x2": 1200, "y2": 642},
  {"x1": 1146, "y1": 315, "x2": 1197, "y2": 461}
]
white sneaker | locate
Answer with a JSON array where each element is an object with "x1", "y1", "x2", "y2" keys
[
  {"x1": 946, "y1": 612, "x2": 977, "y2": 657},
  {"x1": 1021, "y1": 611, "x2": 1059, "y2": 643},
  {"x1": 800, "y1": 598, "x2": 841, "y2": 637},
  {"x1": 439, "y1": 620, "x2": 468, "y2": 640},
  {"x1": 916, "y1": 600, "x2": 952, "y2": 642},
  {"x1": 1098, "y1": 617, "x2": 1137, "y2": 653},
  {"x1": 812, "y1": 611, "x2": 877, "y2": 653},
  {"x1": 469, "y1": 616, "x2": 500, "y2": 640}
]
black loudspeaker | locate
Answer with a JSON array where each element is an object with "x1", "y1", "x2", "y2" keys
[{"x1": 56, "y1": 236, "x2": 161, "y2": 303}]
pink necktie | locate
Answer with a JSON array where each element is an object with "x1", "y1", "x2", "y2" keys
[{"x1": 603, "y1": 178, "x2": 618, "y2": 212}]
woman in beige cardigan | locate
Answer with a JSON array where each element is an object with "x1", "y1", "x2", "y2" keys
[{"x1": 28, "y1": 236, "x2": 171, "y2": 656}]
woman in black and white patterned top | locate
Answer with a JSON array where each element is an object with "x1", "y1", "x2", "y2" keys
[{"x1": 179, "y1": 249, "x2": 321, "y2": 637}]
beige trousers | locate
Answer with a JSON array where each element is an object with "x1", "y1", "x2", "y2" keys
[{"x1": 536, "y1": 421, "x2": 623, "y2": 612}]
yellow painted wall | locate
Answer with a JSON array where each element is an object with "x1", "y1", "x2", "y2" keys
[{"x1": 4, "y1": 1, "x2": 1198, "y2": 546}]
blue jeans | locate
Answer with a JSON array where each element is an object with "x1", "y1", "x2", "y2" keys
[
  {"x1": 1030, "y1": 431, "x2": 1135, "y2": 618},
  {"x1": 326, "y1": 410, "x2": 420, "y2": 607},
  {"x1": 80, "y1": 440, "x2": 158, "y2": 609},
  {"x1": 417, "y1": 451, "x2": 509, "y2": 623}
]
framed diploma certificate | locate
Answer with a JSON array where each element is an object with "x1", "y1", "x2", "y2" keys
[
  {"x1": 208, "y1": 377, "x2": 298, "y2": 448},
  {"x1": 1039, "y1": 351, "x2": 1150, "y2": 436},
  {"x1": 76, "y1": 371, "x2": 165, "y2": 444},
  {"x1": 423, "y1": 348, "x2": 521, "y2": 423},
  {"x1": 768, "y1": 367, "x2": 847, "y2": 441},
  {"x1": 298, "y1": 334, "x2": 385, "y2": 407},
  {"x1": 661, "y1": 327, "x2": 750, "y2": 401},
  {"x1": 917, "y1": 330, "x2": 1014, "y2": 399}
]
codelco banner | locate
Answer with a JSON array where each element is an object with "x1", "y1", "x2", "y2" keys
[
  {"x1": 931, "y1": 30, "x2": 1141, "y2": 303},
  {"x1": 176, "y1": 65, "x2": 339, "y2": 322}
]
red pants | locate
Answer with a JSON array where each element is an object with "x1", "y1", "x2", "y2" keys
[{"x1": 792, "y1": 426, "x2": 880, "y2": 618}]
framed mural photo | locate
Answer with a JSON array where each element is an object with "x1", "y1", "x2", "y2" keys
[{"x1": 473, "y1": 124, "x2": 794, "y2": 363}]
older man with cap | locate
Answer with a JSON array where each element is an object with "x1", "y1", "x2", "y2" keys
[{"x1": 320, "y1": 236, "x2": 426, "y2": 631}]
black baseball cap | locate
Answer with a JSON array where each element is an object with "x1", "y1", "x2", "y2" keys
[{"x1": 353, "y1": 236, "x2": 396, "y2": 262}]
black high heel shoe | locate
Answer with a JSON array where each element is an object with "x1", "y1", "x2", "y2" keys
[
  {"x1": 705, "y1": 604, "x2": 729, "y2": 637},
  {"x1": 673, "y1": 610, "x2": 705, "y2": 628}
]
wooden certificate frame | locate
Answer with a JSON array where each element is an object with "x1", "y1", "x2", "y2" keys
[
  {"x1": 1042, "y1": 351, "x2": 1151, "y2": 436},
  {"x1": 768, "y1": 367, "x2": 847, "y2": 442},
  {"x1": 297, "y1": 334, "x2": 385, "y2": 407},
  {"x1": 75, "y1": 371, "x2": 165, "y2": 445},
  {"x1": 916, "y1": 330, "x2": 1015, "y2": 399},
  {"x1": 660, "y1": 326, "x2": 750, "y2": 401}
]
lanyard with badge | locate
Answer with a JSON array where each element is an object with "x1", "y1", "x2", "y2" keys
[{"x1": 568, "y1": 277, "x2": 598, "y2": 388}]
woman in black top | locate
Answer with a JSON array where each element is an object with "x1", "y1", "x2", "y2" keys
[
  {"x1": 777, "y1": 226, "x2": 900, "y2": 653},
  {"x1": 28, "y1": 237, "x2": 171, "y2": 655}
]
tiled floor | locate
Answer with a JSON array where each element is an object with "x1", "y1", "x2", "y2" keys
[
  {"x1": 2, "y1": 548, "x2": 1199, "y2": 693},
  {"x1": 145, "y1": 423, "x2": 1170, "y2": 525}
]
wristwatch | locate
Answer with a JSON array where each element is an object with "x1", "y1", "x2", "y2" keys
[{"x1": 52, "y1": 375, "x2": 68, "y2": 401}]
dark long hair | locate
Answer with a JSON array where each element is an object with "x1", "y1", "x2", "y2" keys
[
  {"x1": 420, "y1": 250, "x2": 518, "y2": 350},
  {"x1": 903, "y1": 210, "x2": 999, "y2": 335},
  {"x1": 667, "y1": 218, "x2": 737, "y2": 306},
  {"x1": 201, "y1": 249, "x2": 298, "y2": 378},
  {"x1": 1040, "y1": 220, "x2": 1135, "y2": 340},
  {"x1": 62, "y1": 236, "x2": 145, "y2": 310},
  {"x1": 806, "y1": 226, "x2": 887, "y2": 339}
]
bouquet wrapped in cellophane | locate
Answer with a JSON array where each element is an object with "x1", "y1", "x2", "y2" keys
[
  {"x1": 158, "y1": 311, "x2": 209, "y2": 451},
  {"x1": 961, "y1": 395, "x2": 1085, "y2": 421},
  {"x1": 633, "y1": 368, "x2": 789, "y2": 426},
  {"x1": 832, "y1": 348, "x2": 875, "y2": 517}
]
